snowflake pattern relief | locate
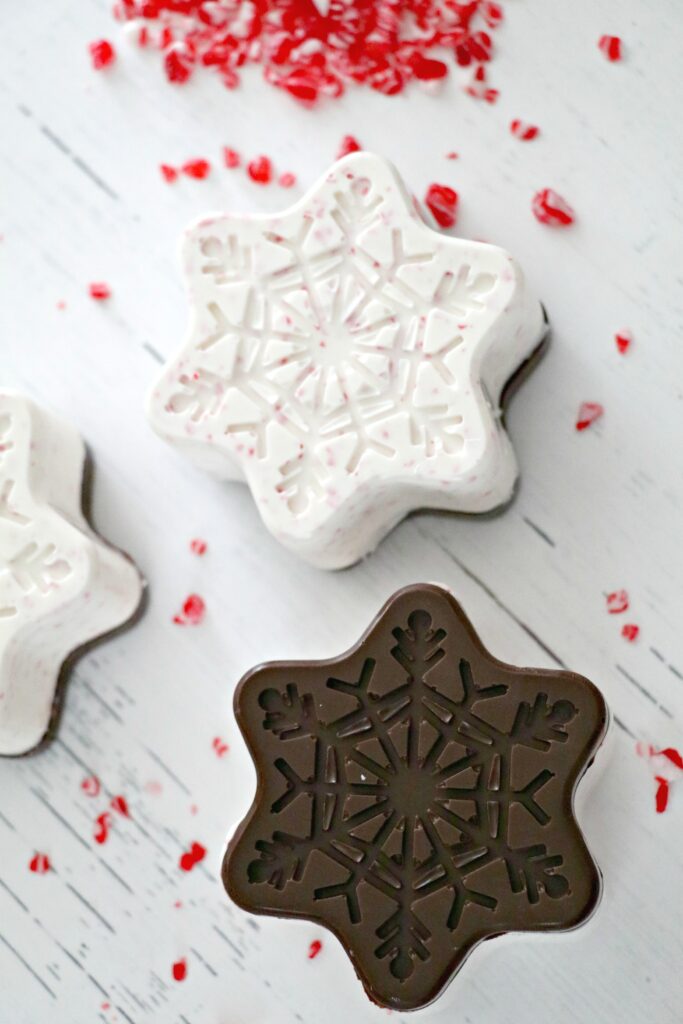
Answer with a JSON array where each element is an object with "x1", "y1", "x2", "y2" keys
[
  {"x1": 224, "y1": 586, "x2": 606, "y2": 1010},
  {"x1": 167, "y1": 175, "x2": 498, "y2": 514}
]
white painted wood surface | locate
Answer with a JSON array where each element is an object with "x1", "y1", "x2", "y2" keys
[{"x1": 1, "y1": 1, "x2": 682, "y2": 1021}]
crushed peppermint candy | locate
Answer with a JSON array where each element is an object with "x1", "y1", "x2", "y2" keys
[
  {"x1": 621, "y1": 623, "x2": 640, "y2": 642},
  {"x1": 182, "y1": 158, "x2": 211, "y2": 180},
  {"x1": 510, "y1": 119, "x2": 539, "y2": 141},
  {"x1": 464, "y1": 63, "x2": 498, "y2": 102},
  {"x1": 424, "y1": 184, "x2": 458, "y2": 229},
  {"x1": 173, "y1": 593, "x2": 206, "y2": 626},
  {"x1": 247, "y1": 156, "x2": 273, "y2": 184},
  {"x1": 160, "y1": 163, "x2": 178, "y2": 182},
  {"x1": 532, "y1": 189, "x2": 575, "y2": 227},
  {"x1": 598, "y1": 35, "x2": 623, "y2": 62},
  {"x1": 223, "y1": 147, "x2": 241, "y2": 169},
  {"x1": 89, "y1": 282, "x2": 111, "y2": 301},
  {"x1": 337, "y1": 135, "x2": 362, "y2": 159},
  {"x1": 89, "y1": 39, "x2": 116, "y2": 70},
  {"x1": 606, "y1": 590, "x2": 629, "y2": 614},
  {"x1": 615, "y1": 329, "x2": 632, "y2": 354},
  {"x1": 575, "y1": 402, "x2": 604, "y2": 431},
  {"x1": 112, "y1": 1, "x2": 504, "y2": 104},
  {"x1": 279, "y1": 171, "x2": 297, "y2": 188}
]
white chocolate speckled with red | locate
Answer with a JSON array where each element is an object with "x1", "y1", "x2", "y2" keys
[
  {"x1": 147, "y1": 153, "x2": 546, "y2": 569},
  {"x1": 0, "y1": 392, "x2": 143, "y2": 756}
]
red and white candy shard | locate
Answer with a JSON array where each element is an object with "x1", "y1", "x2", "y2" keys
[
  {"x1": 147, "y1": 153, "x2": 546, "y2": 569},
  {"x1": 0, "y1": 392, "x2": 143, "y2": 755}
]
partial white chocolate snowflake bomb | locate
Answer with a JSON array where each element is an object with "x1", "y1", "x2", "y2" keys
[
  {"x1": 147, "y1": 153, "x2": 547, "y2": 569},
  {"x1": 0, "y1": 392, "x2": 143, "y2": 756}
]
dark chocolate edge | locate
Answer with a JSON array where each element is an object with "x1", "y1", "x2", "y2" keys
[
  {"x1": 222, "y1": 581, "x2": 609, "y2": 1012},
  {"x1": 0, "y1": 445, "x2": 147, "y2": 759}
]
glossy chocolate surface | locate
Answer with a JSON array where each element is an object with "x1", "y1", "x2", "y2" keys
[{"x1": 224, "y1": 584, "x2": 607, "y2": 1010}]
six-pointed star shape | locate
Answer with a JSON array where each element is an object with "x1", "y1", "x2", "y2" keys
[
  {"x1": 147, "y1": 153, "x2": 547, "y2": 568},
  {"x1": 0, "y1": 392, "x2": 143, "y2": 756},
  {"x1": 224, "y1": 583, "x2": 607, "y2": 1011}
]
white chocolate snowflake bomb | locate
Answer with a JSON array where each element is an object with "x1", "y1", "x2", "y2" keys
[
  {"x1": 0, "y1": 392, "x2": 143, "y2": 755},
  {"x1": 147, "y1": 153, "x2": 546, "y2": 569}
]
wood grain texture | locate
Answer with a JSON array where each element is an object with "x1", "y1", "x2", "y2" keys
[{"x1": 1, "y1": 0, "x2": 682, "y2": 1021}]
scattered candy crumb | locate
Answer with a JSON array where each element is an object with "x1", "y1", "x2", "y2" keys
[
  {"x1": 110, "y1": 795, "x2": 130, "y2": 818},
  {"x1": 575, "y1": 402, "x2": 604, "y2": 431},
  {"x1": 621, "y1": 623, "x2": 640, "y2": 642},
  {"x1": 160, "y1": 163, "x2": 178, "y2": 183},
  {"x1": 172, "y1": 958, "x2": 187, "y2": 982},
  {"x1": 606, "y1": 589, "x2": 629, "y2": 614},
  {"x1": 445, "y1": 151, "x2": 459, "y2": 160},
  {"x1": 279, "y1": 172, "x2": 297, "y2": 188},
  {"x1": 182, "y1": 159, "x2": 211, "y2": 180},
  {"x1": 56, "y1": 300, "x2": 67, "y2": 311},
  {"x1": 598, "y1": 35, "x2": 623, "y2": 62},
  {"x1": 179, "y1": 842, "x2": 207, "y2": 872},
  {"x1": 189, "y1": 538, "x2": 207, "y2": 556},
  {"x1": 510, "y1": 119, "x2": 539, "y2": 141},
  {"x1": 337, "y1": 135, "x2": 362, "y2": 159},
  {"x1": 532, "y1": 189, "x2": 574, "y2": 227},
  {"x1": 94, "y1": 812, "x2": 112, "y2": 845},
  {"x1": 636, "y1": 743, "x2": 682, "y2": 814},
  {"x1": 615, "y1": 330, "x2": 632, "y2": 354},
  {"x1": 223, "y1": 147, "x2": 241, "y2": 169},
  {"x1": 89, "y1": 39, "x2": 116, "y2": 70},
  {"x1": 212, "y1": 736, "x2": 229, "y2": 757},
  {"x1": 89, "y1": 282, "x2": 111, "y2": 301},
  {"x1": 29, "y1": 852, "x2": 51, "y2": 874},
  {"x1": 308, "y1": 939, "x2": 323, "y2": 959},
  {"x1": 424, "y1": 184, "x2": 458, "y2": 228},
  {"x1": 464, "y1": 64, "x2": 498, "y2": 103},
  {"x1": 247, "y1": 156, "x2": 273, "y2": 185},
  {"x1": 654, "y1": 776, "x2": 669, "y2": 813},
  {"x1": 81, "y1": 774, "x2": 101, "y2": 797},
  {"x1": 173, "y1": 593, "x2": 206, "y2": 626}
]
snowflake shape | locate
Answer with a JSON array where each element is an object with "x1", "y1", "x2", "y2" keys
[
  {"x1": 147, "y1": 153, "x2": 546, "y2": 568},
  {"x1": 0, "y1": 392, "x2": 143, "y2": 756},
  {"x1": 224, "y1": 584, "x2": 607, "y2": 1011}
]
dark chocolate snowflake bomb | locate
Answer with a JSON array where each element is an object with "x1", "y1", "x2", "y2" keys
[{"x1": 223, "y1": 584, "x2": 608, "y2": 1011}]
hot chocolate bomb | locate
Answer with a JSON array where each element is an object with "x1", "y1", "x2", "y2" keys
[
  {"x1": 147, "y1": 153, "x2": 547, "y2": 568},
  {"x1": 224, "y1": 584, "x2": 607, "y2": 1011}
]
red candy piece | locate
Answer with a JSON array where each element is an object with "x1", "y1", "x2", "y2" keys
[
  {"x1": 94, "y1": 812, "x2": 111, "y2": 845},
  {"x1": 160, "y1": 164, "x2": 178, "y2": 183},
  {"x1": 165, "y1": 49, "x2": 193, "y2": 84},
  {"x1": 111, "y1": 795, "x2": 130, "y2": 818},
  {"x1": 532, "y1": 189, "x2": 574, "y2": 227},
  {"x1": 308, "y1": 939, "x2": 323, "y2": 959},
  {"x1": 172, "y1": 958, "x2": 187, "y2": 981},
  {"x1": 212, "y1": 736, "x2": 229, "y2": 757},
  {"x1": 81, "y1": 774, "x2": 101, "y2": 797},
  {"x1": 615, "y1": 330, "x2": 632, "y2": 354},
  {"x1": 190, "y1": 538, "x2": 207, "y2": 555},
  {"x1": 606, "y1": 590, "x2": 629, "y2": 614},
  {"x1": 654, "y1": 776, "x2": 669, "y2": 813},
  {"x1": 29, "y1": 853, "x2": 51, "y2": 874},
  {"x1": 657, "y1": 747, "x2": 683, "y2": 770},
  {"x1": 575, "y1": 402, "x2": 603, "y2": 431},
  {"x1": 337, "y1": 135, "x2": 361, "y2": 159},
  {"x1": 598, "y1": 35, "x2": 623, "y2": 62},
  {"x1": 179, "y1": 841, "x2": 207, "y2": 872},
  {"x1": 247, "y1": 156, "x2": 273, "y2": 185},
  {"x1": 89, "y1": 282, "x2": 111, "y2": 301},
  {"x1": 89, "y1": 39, "x2": 116, "y2": 70},
  {"x1": 173, "y1": 593, "x2": 206, "y2": 626},
  {"x1": 424, "y1": 184, "x2": 458, "y2": 229},
  {"x1": 464, "y1": 64, "x2": 498, "y2": 102},
  {"x1": 510, "y1": 119, "x2": 539, "y2": 141},
  {"x1": 279, "y1": 172, "x2": 296, "y2": 188},
  {"x1": 621, "y1": 623, "x2": 639, "y2": 642},
  {"x1": 222, "y1": 147, "x2": 241, "y2": 169},
  {"x1": 182, "y1": 159, "x2": 211, "y2": 180}
]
